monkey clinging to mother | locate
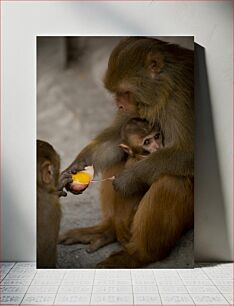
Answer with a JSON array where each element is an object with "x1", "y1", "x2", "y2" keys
[{"x1": 58, "y1": 37, "x2": 194, "y2": 268}]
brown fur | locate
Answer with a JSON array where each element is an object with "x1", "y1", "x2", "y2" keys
[
  {"x1": 37, "y1": 140, "x2": 61, "y2": 268},
  {"x1": 59, "y1": 37, "x2": 194, "y2": 267},
  {"x1": 96, "y1": 164, "x2": 193, "y2": 267}
]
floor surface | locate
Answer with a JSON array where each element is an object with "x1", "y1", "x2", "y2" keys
[{"x1": 0, "y1": 262, "x2": 232, "y2": 305}]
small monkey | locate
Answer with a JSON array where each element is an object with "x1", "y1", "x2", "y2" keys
[
  {"x1": 108, "y1": 118, "x2": 164, "y2": 248},
  {"x1": 37, "y1": 140, "x2": 65, "y2": 268},
  {"x1": 119, "y1": 118, "x2": 163, "y2": 159}
]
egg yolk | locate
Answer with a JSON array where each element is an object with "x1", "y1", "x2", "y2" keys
[{"x1": 72, "y1": 172, "x2": 91, "y2": 184}]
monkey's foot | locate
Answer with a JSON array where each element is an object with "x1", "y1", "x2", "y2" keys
[
  {"x1": 59, "y1": 228, "x2": 98, "y2": 245},
  {"x1": 59, "y1": 225, "x2": 116, "y2": 252},
  {"x1": 86, "y1": 233, "x2": 115, "y2": 253},
  {"x1": 96, "y1": 250, "x2": 142, "y2": 268}
]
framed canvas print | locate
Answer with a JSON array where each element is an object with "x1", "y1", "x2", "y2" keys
[{"x1": 37, "y1": 36, "x2": 194, "y2": 268}]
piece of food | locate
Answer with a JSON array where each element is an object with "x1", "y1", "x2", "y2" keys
[{"x1": 70, "y1": 166, "x2": 94, "y2": 193}]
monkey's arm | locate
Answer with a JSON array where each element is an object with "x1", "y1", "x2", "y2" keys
[
  {"x1": 67, "y1": 123, "x2": 126, "y2": 173},
  {"x1": 58, "y1": 114, "x2": 127, "y2": 195},
  {"x1": 113, "y1": 105, "x2": 194, "y2": 196},
  {"x1": 139, "y1": 147, "x2": 193, "y2": 180},
  {"x1": 113, "y1": 147, "x2": 193, "y2": 197},
  {"x1": 71, "y1": 135, "x2": 125, "y2": 174}
]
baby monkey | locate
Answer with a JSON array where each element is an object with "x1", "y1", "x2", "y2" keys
[
  {"x1": 119, "y1": 118, "x2": 164, "y2": 160},
  {"x1": 96, "y1": 118, "x2": 164, "y2": 249},
  {"x1": 37, "y1": 140, "x2": 62, "y2": 268}
]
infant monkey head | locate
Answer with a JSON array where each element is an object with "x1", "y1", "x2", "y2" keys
[
  {"x1": 37, "y1": 140, "x2": 60, "y2": 190},
  {"x1": 120, "y1": 118, "x2": 163, "y2": 158}
]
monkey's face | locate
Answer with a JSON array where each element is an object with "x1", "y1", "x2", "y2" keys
[
  {"x1": 141, "y1": 131, "x2": 162, "y2": 154},
  {"x1": 37, "y1": 140, "x2": 60, "y2": 190},
  {"x1": 129, "y1": 131, "x2": 163, "y2": 156},
  {"x1": 104, "y1": 37, "x2": 167, "y2": 115},
  {"x1": 120, "y1": 130, "x2": 163, "y2": 159}
]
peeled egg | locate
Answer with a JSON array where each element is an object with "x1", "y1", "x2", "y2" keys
[{"x1": 70, "y1": 166, "x2": 94, "y2": 193}]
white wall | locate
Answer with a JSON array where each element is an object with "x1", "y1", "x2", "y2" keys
[{"x1": 1, "y1": 1, "x2": 232, "y2": 261}]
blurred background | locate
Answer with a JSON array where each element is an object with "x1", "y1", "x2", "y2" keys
[{"x1": 37, "y1": 36, "x2": 194, "y2": 268}]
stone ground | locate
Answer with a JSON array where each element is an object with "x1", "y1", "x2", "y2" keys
[{"x1": 37, "y1": 37, "x2": 193, "y2": 269}]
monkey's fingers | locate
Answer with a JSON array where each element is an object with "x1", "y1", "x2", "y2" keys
[
  {"x1": 86, "y1": 239, "x2": 103, "y2": 253},
  {"x1": 63, "y1": 160, "x2": 88, "y2": 175},
  {"x1": 86, "y1": 235, "x2": 114, "y2": 253},
  {"x1": 61, "y1": 177, "x2": 73, "y2": 187},
  {"x1": 58, "y1": 190, "x2": 67, "y2": 197},
  {"x1": 59, "y1": 237, "x2": 75, "y2": 245},
  {"x1": 58, "y1": 234, "x2": 73, "y2": 244},
  {"x1": 59, "y1": 229, "x2": 91, "y2": 245},
  {"x1": 57, "y1": 175, "x2": 73, "y2": 192}
]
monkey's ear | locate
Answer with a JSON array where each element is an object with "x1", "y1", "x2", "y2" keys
[
  {"x1": 40, "y1": 160, "x2": 53, "y2": 184},
  {"x1": 149, "y1": 60, "x2": 158, "y2": 73},
  {"x1": 147, "y1": 52, "x2": 164, "y2": 76},
  {"x1": 119, "y1": 144, "x2": 133, "y2": 156}
]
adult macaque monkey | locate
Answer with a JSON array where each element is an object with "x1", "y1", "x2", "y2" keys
[
  {"x1": 59, "y1": 37, "x2": 194, "y2": 267},
  {"x1": 37, "y1": 140, "x2": 70, "y2": 268}
]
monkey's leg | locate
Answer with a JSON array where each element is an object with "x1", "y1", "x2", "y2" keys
[
  {"x1": 84, "y1": 162, "x2": 136, "y2": 253},
  {"x1": 97, "y1": 176, "x2": 194, "y2": 268},
  {"x1": 100, "y1": 162, "x2": 125, "y2": 218},
  {"x1": 101, "y1": 162, "x2": 139, "y2": 245},
  {"x1": 113, "y1": 197, "x2": 139, "y2": 246},
  {"x1": 60, "y1": 161, "x2": 139, "y2": 252},
  {"x1": 59, "y1": 163, "x2": 125, "y2": 249}
]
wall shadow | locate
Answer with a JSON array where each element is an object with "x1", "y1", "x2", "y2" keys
[{"x1": 194, "y1": 43, "x2": 231, "y2": 261}]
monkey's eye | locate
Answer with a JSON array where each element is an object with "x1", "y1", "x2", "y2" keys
[
  {"x1": 144, "y1": 139, "x2": 150, "y2": 145},
  {"x1": 154, "y1": 133, "x2": 160, "y2": 139}
]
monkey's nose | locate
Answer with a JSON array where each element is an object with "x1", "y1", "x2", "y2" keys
[
  {"x1": 117, "y1": 91, "x2": 129, "y2": 99},
  {"x1": 121, "y1": 91, "x2": 130, "y2": 100}
]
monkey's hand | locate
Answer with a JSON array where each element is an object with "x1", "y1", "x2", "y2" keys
[
  {"x1": 113, "y1": 167, "x2": 148, "y2": 197},
  {"x1": 57, "y1": 173, "x2": 73, "y2": 197},
  {"x1": 57, "y1": 160, "x2": 88, "y2": 196}
]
